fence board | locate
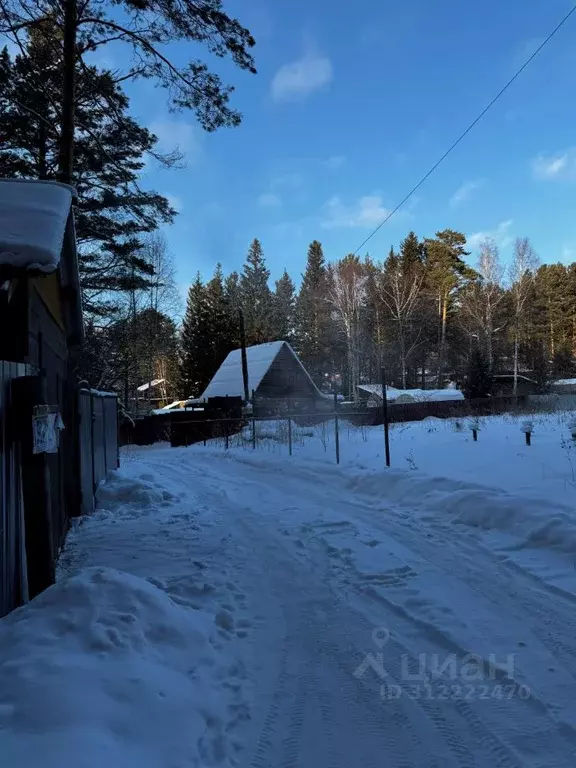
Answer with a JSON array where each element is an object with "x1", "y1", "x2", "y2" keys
[{"x1": 78, "y1": 390, "x2": 118, "y2": 515}]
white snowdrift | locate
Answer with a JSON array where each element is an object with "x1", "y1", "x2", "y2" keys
[
  {"x1": 343, "y1": 468, "x2": 576, "y2": 552},
  {"x1": 0, "y1": 567, "x2": 232, "y2": 768}
]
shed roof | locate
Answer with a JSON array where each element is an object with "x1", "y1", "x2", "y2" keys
[
  {"x1": 137, "y1": 378, "x2": 166, "y2": 393},
  {"x1": 201, "y1": 341, "x2": 326, "y2": 400},
  {"x1": 0, "y1": 179, "x2": 76, "y2": 273}
]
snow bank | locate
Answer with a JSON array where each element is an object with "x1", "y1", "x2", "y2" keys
[
  {"x1": 95, "y1": 472, "x2": 177, "y2": 513},
  {"x1": 343, "y1": 469, "x2": 576, "y2": 552},
  {"x1": 0, "y1": 566, "x2": 231, "y2": 768},
  {"x1": 0, "y1": 179, "x2": 74, "y2": 273}
]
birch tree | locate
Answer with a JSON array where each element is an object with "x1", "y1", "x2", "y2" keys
[
  {"x1": 509, "y1": 237, "x2": 539, "y2": 394},
  {"x1": 460, "y1": 238, "x2": 506, "y2": 370},
  {"x1": 379, "y1": 242, "x2": 424, "y2": 388},
  {"x1": 326, "y1": 255, "x2": 367, "y2": 398}
]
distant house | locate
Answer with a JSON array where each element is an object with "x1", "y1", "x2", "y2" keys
[
  {"x1": 0, "y1": 179, "x2": 85, "y2": 616},
  {"x1": 357, "y1": 384, "x2": 464, "y2": 407},
  {"x1": 201, "y1": 341, "x2": 331, "y2": 412},
  {"x1": 137, "y1": 377, "x2": 168, "y2": 409}
]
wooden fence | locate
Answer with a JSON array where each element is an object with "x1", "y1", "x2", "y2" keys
[
  {"x1": 373, "y1": 394, "x2": 527, "y2": 425},
  {"x1": 78, "y1": 390, "x2": 119, "y2": 515}
]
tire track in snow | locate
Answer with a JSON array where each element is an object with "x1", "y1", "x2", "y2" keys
[{"x1": 139, "y1": 451, "x2": 576, "y2": 766}]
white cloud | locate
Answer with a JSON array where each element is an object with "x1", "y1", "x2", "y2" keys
[
  {"x1": 149, "y1": 119, "x2": 201, "y2": 163},
  {"x1": 532, "y1": 150, "x2": 574, "y2": 179},
  {"x1": 258, "y1": 193, "x2": 282, "y2": 208},
  {"x1": 468, "y1": 220, "x2": 514, "y2": 251},
  {"x1": 449, "y1": 179, "x2": 484, "y2": 208},
  {"x1": 321, "y1": 195, "x2": 391, "y2": 229},
  {"x1": 271, "y1": 48, "x2": 333, "y2": 102},
  {"x1": 323, "y1": 155, "x2": 346, "y2": 170}
]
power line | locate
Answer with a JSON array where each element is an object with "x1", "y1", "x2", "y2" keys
[{"x1": 353, "y1": 3, "x2": 576, "y2": 255}]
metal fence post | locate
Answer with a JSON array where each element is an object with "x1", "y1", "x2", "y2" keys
[
  {"x1": 381, "y1": 367, "x2": 391, "y2": 467},
  {"x1": 288, "y1": 415, "x2": 292, "y2": 456},
  {"x1": 225, "y1": 418, "x2": 229, "y2": 450},
  {"x1": 334, "y1": 392, "x2": 340, "y2": 465}
]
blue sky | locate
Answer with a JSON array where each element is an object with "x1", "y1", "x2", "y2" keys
[{"x1": 115, "y1": 0, "x2": 576, "y2": 290}]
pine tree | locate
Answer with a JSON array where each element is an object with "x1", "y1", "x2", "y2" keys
[
  {"x1": 240, "y1": 239, "x2": 273, "y2": 345},
  {"x1": 532, "y1": 343, "x2": 551, "y2": 394},
  {"x1": 271, "y1": 270, "x2": 296, "y2": 342},
  {"x1": 179, "y1": 275, "x2": 214, "y2": 397},
  {"x1": 464, "y1": 349, "x2": 492, "y2": 399},
  {"x1": 552, "y1": 344, "x2": 575, "y2": 378},
  {"x1": 424, "y1": 229, "x2": 475, "y2": 385},
  {"x1": 294, "y1": 240, "x2": 331, "y2": 382},
  {"x1": 399, "y1": 231, "x2": 424, "y2": 267},
  {"x1": 531, "y1": 264, "x2": 572, "y2": 358},
  {"x1": 0, "y1": 0, "x2": 256, "y2": 183},
  {"x1": 0, "y1": 33, "x2": 175, "y2": 316},
  {"x1": 206, "y1": 264, "x2": 236, "y2": 372}
]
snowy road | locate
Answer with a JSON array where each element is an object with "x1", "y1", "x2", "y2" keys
[{"x1": 55, "y1": 447, "x2": 576, "y2": 765}]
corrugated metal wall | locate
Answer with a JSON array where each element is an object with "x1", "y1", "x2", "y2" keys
[{"x1": 0, "y1": 360, "x2": 32, "y2": 617}]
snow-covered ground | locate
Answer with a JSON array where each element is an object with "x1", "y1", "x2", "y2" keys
[
  {"x1": 229, "y1": 408, "x2": 576, "y2": 508},
  {"x1": 4, "y1": 413, "x2": 576, "y2": 766}
]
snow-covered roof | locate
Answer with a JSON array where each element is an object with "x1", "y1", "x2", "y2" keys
[
  {"x1": 357, "y1": 384, "x2": 464, "y2": 403},
  {"x1": 553, "y1": 378, "x2": 576, "y2": 386},
  {"x1": 0, "y1": 179, "x2": 76, "y2": 273},
  {"x1": 201, "y1": 341, "x2": 325, "y2": 400},
  {"x1": 137, "y1": 378, "x2": 165, "y2": 393}
]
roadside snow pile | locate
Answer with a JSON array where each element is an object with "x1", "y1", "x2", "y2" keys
[
  {"x1": 0, "y1": 567, "x2": 236, "y2": 768},
  {"x1": 343, "y1": 468, "x2": 576, "y2": 552},
  {"x1": 96, "y1": 471, "x2": 178, "y2": 513}
]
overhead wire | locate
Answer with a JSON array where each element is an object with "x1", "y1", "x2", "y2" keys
[{"x1": 353, "y1": 3, "x2": 576, "y2": 255}]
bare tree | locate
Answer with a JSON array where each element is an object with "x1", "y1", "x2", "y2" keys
[
  {"x1": 326, "y1": 256, "x2": 367, "y2": 398},
  {"x1": 460, "y1": 238, "x2": 506, "y2": 370},
  {"x1": 378, "y1": 249, "x2": 424, "y2": 388},
  {"x1": 509, "y1": 237, "x2": 539, "y2": 394},
  {"x1": 139, "y1": 232, "x2": 181, "y2": 319}
]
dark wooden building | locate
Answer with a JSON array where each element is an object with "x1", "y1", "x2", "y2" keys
[
  {"x1": 200, "y1": 341, "x2": 332, "y2": 413},
  {"x1": 0, "y1": 179, "x2": 84, "y2": 616}
]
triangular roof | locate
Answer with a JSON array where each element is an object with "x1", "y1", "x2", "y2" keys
[{"x1": 201, "y1": 341, "x2": 326, "y2": 400}]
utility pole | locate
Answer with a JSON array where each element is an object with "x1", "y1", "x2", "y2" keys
[
  {"x1": 381, "y1": 366, "x2": 391, "y2": 467},
  {"x1": 239, "y1": 310, "x2": 250, "y2": 402}
]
